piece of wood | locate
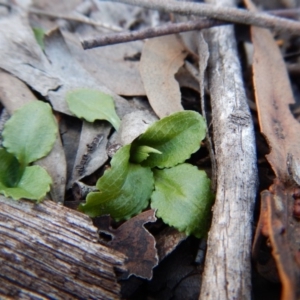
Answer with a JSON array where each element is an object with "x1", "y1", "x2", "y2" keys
[
  {"x1": 199, "y1": 0, "x2": 257, "y2": 299},
  {"x1": 0, "y1": 196, "x2": 126, "y2": 300}
]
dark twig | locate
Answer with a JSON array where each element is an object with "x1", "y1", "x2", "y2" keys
[
  {"x1": 108, "y1": 0, "x2": 300, "y2": 35},
  {"x1": 82, "y1": 18, "x2": 225, "y2": 49}
]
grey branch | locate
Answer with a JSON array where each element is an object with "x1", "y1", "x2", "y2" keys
[
  {"x1": 108, "y1": 0, "x2": 300, "y2": 35},
  {"x1": 198, "y1": 0, "x2": 257, "y2": 298}
]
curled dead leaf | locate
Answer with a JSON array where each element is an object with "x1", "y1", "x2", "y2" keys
[{"x1": 96, "y1": 210, "x2": 158, "y2": 280}]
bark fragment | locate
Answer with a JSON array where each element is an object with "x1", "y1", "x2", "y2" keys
[{"x1": 0, "y1": 196, "x2": 126, "y2": 300}]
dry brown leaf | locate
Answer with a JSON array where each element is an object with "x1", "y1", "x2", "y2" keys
[
  {"x1": 245, "y1": 1, "x2": 300, "y2": 182},
  {"x1": 96, "y1": 210, "x2": 158, "y2": 280},
  {"x1": 139, "y1": 34, "x2": 187, "y2": 118},
  {"x1": 245, "y1": 0, "x2": 300, "y2": 298}
]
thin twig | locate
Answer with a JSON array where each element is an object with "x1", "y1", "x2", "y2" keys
[
  {"x1": 81, "y1": 7, "x2": 300, "y2": 49},
  {"x1": 28, "y1": 7, "x2": 123, "y2": 32},
  {"x1": 108, "y1": 0, "x2": 300, "y2": 35},
  {"x1": 82, "y1": 18, "x2": 225, "y2": 49},
  {"x1": 269, "y1": 8, "x2": 300, "y2": 19}
]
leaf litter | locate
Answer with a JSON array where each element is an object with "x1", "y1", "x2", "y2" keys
[
  {"x1": 1, "y1": 0, "x2": 300, "y2": 299},
  {"x1": 245, "y1": 0, "x2": 300, "y2": 298}
]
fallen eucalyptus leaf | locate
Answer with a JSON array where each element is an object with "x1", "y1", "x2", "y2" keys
[
  {"x1": 131, "y1": 111, "x2": 206, "y2": 168},
  {"x1": 96, "y1": 210, "x2": 158, "y2": 280},
  {"x1": 63, "y1": 31, "x2": 146, "y2": 96},
  {"x1": 66, "y1": 89, "x2": 121, "y2": 130},
  {"x1": 45, "y1": 29, "x2": 132, "y2": 118},
  {"x1": 2, "y1": 101, "x2": 58, "y2": 166},
  {"x1": 0, "y1": 12, "x2": 61, "y2": 96},
  {"x1": 79, "y1": 145, "x2": 154, "y2": 220},
  {"x1": 151, "y1": 164, "x2": 214, "y2": 238},
  {"x1": 139, "y1": 34, "x2": 186, "y2": 118}
]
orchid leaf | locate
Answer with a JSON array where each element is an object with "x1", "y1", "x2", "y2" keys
[
  {"x1": 66, "y1": 89, "x2": 121, "y2": 130},
  {"x1": 131, "y1": 145, "x2": 162, "y2": 164},
  {"x1": 0, "y1": 148, "x2": 22, "y2": 188},
  {"x1": 151, "y1": 163, "x2": 214, "y2": 238},
  {"x1": 79, "y1": 145, "x2": 154, "y2": 220},
  {"x1": 0, "y1": 165, "x2": 52, "y2": 201},
  {"x1": 131, "y1": 111, "x2": 206, "y2": 168},
  {"x1": 2, "y1": 101, "x2": 58, "y2": 166}
]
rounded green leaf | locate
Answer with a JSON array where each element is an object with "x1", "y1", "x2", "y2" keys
[
  {"x1": 2, "y1": 101, "x2": 58, "y2": 166},
  {"x1": 0, "y1": 165, "x2": 52, "y2": 201},
  {"x1": 151, "y1": 164, "x2": 214, "y2": 238},
  {"x1": 66, "y1": 89, "x2": 121, "y2": 130},
  {"x1": 131, "y1": 111, "x2": 206, "y2": 168},
  {"x1": 79, "y1": 145, "x2": 154, "y2": 220},
  {"x1": 0, "y1": 148, "x2": 22, "y2": 187}
]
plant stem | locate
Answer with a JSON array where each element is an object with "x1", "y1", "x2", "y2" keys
[{"x1": 108, "y1": 0, "x2": 300, "y2": 35}]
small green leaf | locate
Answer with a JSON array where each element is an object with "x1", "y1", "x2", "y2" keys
[
  {"x1": 0, "y1": 148, "x2": 23, "y2": 187},
  {"x1": 151, "y1": 164, "x2": 214, "y2": 238},
  {"x1": 0, "y1": 165, "x2": 52, "y2": 201},
  {"x1": 66, "y1": 89, "x2": 121, "y2": 130},
  {"x1": 2, "y1": 101, "x2": 58, "y2": 166},
  {"x1": 79, "y1": 145, "x2": 154, "y2": 220},
  {"x1": 131, "y1": 111, "x2": 206, "y2": 168},
  {"x1": 32, "y1": 27, "x2": 46, "y2": 50},
  {"x1": 131, "y1": 145, "x2": 162, "y2": 163}
]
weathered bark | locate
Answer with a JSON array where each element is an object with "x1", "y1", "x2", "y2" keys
[
  {"x1": 199, "y1": 0, "x2": 258, "y2": 299},
  {"x1": 0, "y1": 196, "x2": 126, "y2": 300}
]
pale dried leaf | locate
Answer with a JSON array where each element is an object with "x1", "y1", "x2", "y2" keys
[
  {"x1": 63, "y1": 32, "x2": 146, "y2": 96},
  {"x1": 0, "y1": 11, "x2": 133, "y2": 119},
  {"x1": 139, "y1": 34, "x2": 187, "y2": 118},
  {"x1": 44, "y1": 29, "x2": 132, "y2": 118},
  {"x1": 68, "y1": 121, "x2": 110, "y2": 189},
  {"x1": 0, "y1": 70, "x2": 36, "y2": 113},
  {"x1": 0, "y1": 12, "x2": 60, "y2": 95},
  {"x1": 117, "y1": 110, "x2": 158, "y2": 145}
]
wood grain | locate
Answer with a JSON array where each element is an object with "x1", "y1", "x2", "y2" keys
[
  {"x1": 199, "y1": 0, "x2": 257, "y2": 299},
  {"x1": 0, "y1": 196, "x2": 126, "y2": 300}
]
